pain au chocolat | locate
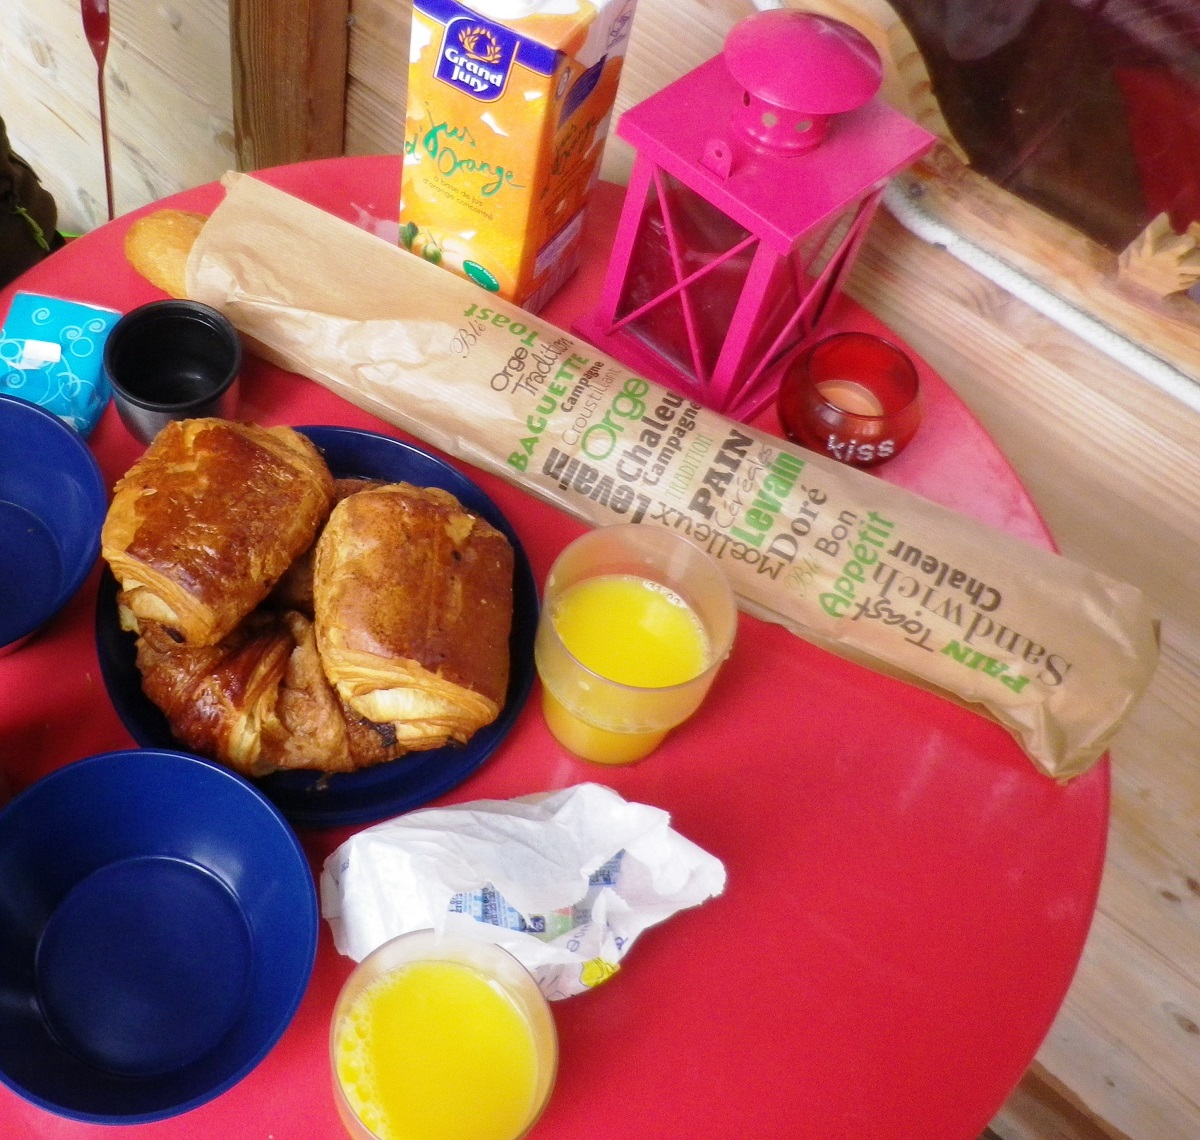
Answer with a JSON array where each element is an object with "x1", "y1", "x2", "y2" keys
[
  {"x1": 313, "y1": 482, "x2": 514, "y2": 751},
  {"x1": 102, "y1": 419, "x2": 334, "y2": 646}
]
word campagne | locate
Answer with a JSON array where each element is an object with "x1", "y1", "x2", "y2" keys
[{"x1": 501, "y1": 348, "x2": 701, "y2": 483}]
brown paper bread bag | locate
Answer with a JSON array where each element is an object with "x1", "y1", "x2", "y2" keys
[{"x1": 173, "y1": 172, "x2": 1157, "y2": 780}]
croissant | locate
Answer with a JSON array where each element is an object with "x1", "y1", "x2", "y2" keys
[
  {"x1": 102, "y1": 419, "x2": 335, "y2": 646},
  {"x1": 134, "y1": 608, "x2": 410, "y2": 776},
  {"x1": 134, "y1": 611, "x2": 295, "y2": 776},
  {"x1": 313, "y1": 482, "x2": 513, "y2": 750},
  {"x1": 268, "y1": 609, "x2": 410, "y2": 772}
]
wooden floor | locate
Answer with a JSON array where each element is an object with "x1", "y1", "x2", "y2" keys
[{"x1": 850, "y1": 210, "x2": 1200, "y2": 1140}]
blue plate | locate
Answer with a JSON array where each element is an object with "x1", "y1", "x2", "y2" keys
[
  {"x1": 96, "y1": 426, "x2": 538, "y2": 828},
  {"x1": 0, "y1": 392, "x2": 106, "y2": 651},
  {"x1": 0, "y1": 749, "x2": 317, "y2": 1123}
]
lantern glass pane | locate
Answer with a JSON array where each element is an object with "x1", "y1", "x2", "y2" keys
[
  {"x1": 737, "y1": 252, "x2": 801, "y2": 385},
  {"x1": 795, "y1": 209, "x2": 856, "y2": 282},
  {"x1": 617, "y1": 172, "x2": 755, "y2": 383},
  {"x1": 615, "y1": 177, "x2": 692, "y2": 377},
  {"x1": 738, "y1": 202, "x2": 861, "y2": 385}
]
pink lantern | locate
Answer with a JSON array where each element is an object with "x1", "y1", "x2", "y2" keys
[{"x1": 574, "y1": 10, "x2": 937, "y2": 421}]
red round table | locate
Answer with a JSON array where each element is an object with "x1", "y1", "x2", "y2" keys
[{"x1": 0, "y1": 156, "x2": 1107, "y2": 1140}]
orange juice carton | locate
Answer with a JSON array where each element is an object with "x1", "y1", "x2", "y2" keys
[{"x1": 401, "y1": 0, "x2": 638, "y2": 311}]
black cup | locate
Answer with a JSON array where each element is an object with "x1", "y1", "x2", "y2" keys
[{"x1": 103, "y1": 300, "x2": 241, "y2": 444}]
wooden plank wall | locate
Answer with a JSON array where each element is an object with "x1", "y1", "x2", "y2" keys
[
  {"x1": 229, "y1": 0, "x2": 349, "y2": 170},
  {"x1": 0, "y1": 0, "x2": 234, "y2": 235}
]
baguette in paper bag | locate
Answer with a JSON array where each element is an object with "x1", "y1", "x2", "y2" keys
[{"x1": 176, "y1": 173, "x2": 1157, "y2": 780}]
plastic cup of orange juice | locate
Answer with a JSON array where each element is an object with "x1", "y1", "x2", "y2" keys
[
  {"x1": 330, "y1": 928, "x2": 558, "y2": 1140},
  {"x1": 534, "y1": 525, "x2": 738, "y2": 765}
]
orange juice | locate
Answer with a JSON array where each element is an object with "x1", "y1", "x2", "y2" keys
[
  {"x1": 551, "y1": 574, "x2": 709, "y2": 686},
  {"x1": 401, "y1": 0, "x2": 638, "y2": 310},
  {"x1": 541, "y1": 574, "x2": 711, "y2": 763},
  {"x1": 333, "y1": 959, "x2": 542, "y2": 1140},
  {"x1": 540, "y1": 690, "x2": 670, "y2": 763},
  {"x1": 534, "y1": 526, "x2": 736, "y2": 765}
]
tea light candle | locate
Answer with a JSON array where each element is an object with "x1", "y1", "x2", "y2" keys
[
  {"x1": 815, "y1": 379, "x2": 885, "y2": 418},
  {"x1": 777, "y1": 331, "x2": 922, "y2": 467}
]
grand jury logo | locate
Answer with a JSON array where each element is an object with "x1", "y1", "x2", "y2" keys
[
  {"x1": 459, "y1": 25, "x2": 503, "y2": 65},
  {"x1": 437, "y1": 19, "x2": 511, "y2": 97}
]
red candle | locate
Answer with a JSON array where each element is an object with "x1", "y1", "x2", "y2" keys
[{"x1": 777, "y1": 331, "x2": 922, "y2": 467}]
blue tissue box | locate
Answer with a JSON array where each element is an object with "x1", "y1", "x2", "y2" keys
[{"x1": 0, "y1": 292, "x2": 122, "y2": 436}]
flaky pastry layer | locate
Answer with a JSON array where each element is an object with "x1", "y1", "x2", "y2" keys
[
  {"x1": 135, "y1": 607, "x2": 411, "y2": 776},
  {"x1": 313, "y1": 482, "x2": 513, "y2": 747},
  {"x1": 102, "y1": 418, "x2": 334, "y2": 646}
]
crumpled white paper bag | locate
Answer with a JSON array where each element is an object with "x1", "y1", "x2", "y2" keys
[{"x1": 320, "y1": 783, "x2": 726, "y2": 999}]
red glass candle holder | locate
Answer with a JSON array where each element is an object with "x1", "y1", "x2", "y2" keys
[{"x1": 777, "y1": 331, "x2": 922, "y2": 467}]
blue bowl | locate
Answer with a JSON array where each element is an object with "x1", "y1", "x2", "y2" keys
[
  {"x1": 0, "y1": 749, "x2": 318, "y2": 1123},
  {"x1": 0, "y1": 393, "x2": 107, "y2": 652}
]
